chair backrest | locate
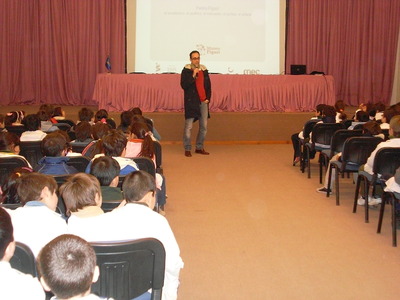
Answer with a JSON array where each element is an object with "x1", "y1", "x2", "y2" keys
[
  {"x1": 303, "y1": 119, "x2": 319, "y2": 139},
  {"x1": 10, "y1": 242, "x2": 37, "y2": 277},
  {"x1": 311, "y1": 123, "x2": 345, "y2": 146},
  {"x1": 342, "y1": 119, "x2": 352, "y2": 129},
  {"x1": 66, "y1": 155, "x2": 91, "y2": 173},
  {"x1": 19, "y1": 141, "x2": 43, "y2": 169},
  {"x1": 101, "y1": 200, "x2": 123, "y2": 212},
  {"x1": 53, "y1": 123, "x2": 71, "y2": 131},
  {"x1": 329, "y1": 129, "x2": 363, "y2": 156},
  {"x1": 91, "y1": 238, "x2": 166, "y2": 300},
  {"x1": 118, "y1": 157, "x2": 156, "y2": 187},
  {"x1": 341, "y1": 136, "x2": 382, "y2": 167},
  {"x1": 381, "y1": 129, "x2": 390, "y2": 140},
  {"x1": 5, "y1": 125, "x2": 26, "y2": 137},
  {"x1": 70, "y1": 144, "x2": 87, "y2": 154},
  {"x1": 372, "y1": 147, "x2": 400, "y2": 179},
  {"x1": 0, "y1": 156, "x2": 30, "y2": 186}
]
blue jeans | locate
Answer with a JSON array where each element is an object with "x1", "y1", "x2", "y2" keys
[{"x1": 183, "y1": 101, "x2": 208, "y2": 151}]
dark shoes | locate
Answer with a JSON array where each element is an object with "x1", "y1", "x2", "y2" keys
[
  {"x1": 185, "y1": 151, "x2": 192, "y2": 157},
  {"x1": 195, "y1": 149, "x2": 210, "y2": 155}
]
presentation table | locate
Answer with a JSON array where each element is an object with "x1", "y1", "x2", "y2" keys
[{"x1": 92, "y1": 73, "x2": 336, "y2": 112}]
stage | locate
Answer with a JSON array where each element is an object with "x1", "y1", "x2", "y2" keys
[{"x1": 92, "y1": 73, "x2": 336, "y2": 113}]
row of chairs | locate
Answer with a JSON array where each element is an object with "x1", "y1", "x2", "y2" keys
[
  {"x1": 297, "y1": 120, "x2": 400, "y2": 246},
  {"x1": 10, "y1": 239, "x2": 166, "y2": 300}
]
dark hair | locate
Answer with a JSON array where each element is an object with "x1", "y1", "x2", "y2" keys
[
  {"x1": 130, "y1": 107, "x2": 143, "y2": 115},
  {"x1": 17, "y1": 172, "x2": 57, "y2": 205},
  {"x1": 41, "y1": 132, "x2": 68, "y2": 157},
  {"x1": 37, "y1": 234, "x2": 96, "y2": 299},
  {"x1": 74, "y1": 121, "x2": 92, "y2": 142},
  {"x1": 120, "y1": 111, "x2": 134, "y2": 127},
  {"x1": 190, "y1": 50, "x2": 200, "y2": 59},
  {"x1": 101, "y1": 130, "x2": 127, "y2": 157},
  {"x1": 122, "y1": 171, "x2": 156, "y2": 203},
  {"x1": 374, "y1": 102, "x2": 386, "y2": 112},
  {"x1": 37, "y1": 109, "x2": 51, "y2": 121},
  {"x1": 362, "y1": 121, "x2": 382, "y2": 136},
  {"x1": 0, "y1": 207, "x2": 13, "y2": 259},
  {"x1": 1, "y1": 167, "x2": 33, "y2": 205},
  {"x1": 60, "y1": 173, "x2": 101, "y2": 215},
  {"x1": 355, "y1": 110, "x2": 369, "y2": 122},
  {"x1": 383, "y1": 106, "x2": 399, "y2": 123},
  {"x1": 95, "y1": 109, "x2": 108, "y2": 122},
  {"x1": 334, "y1": 100, "x2": 346, "y2": 112},
  {"x1": 91, "y1": 122, "x2": 110, "y2": 140},
  {"x1": 39, "y1": 104, "x2": 55, "y2": 118},
  {"x1": 24, "y1": 114, "x2": 41, "y2": 131},
  {"x1": 129, "y1": 122, "x2": 154, "y2": 159},
  {"x1": 53, "y1": 107, "x2": 63, "y2": 117},
  {"x1": 106, "y1": 118, "x2": 116, "y2": 130},
  {"x1": 315, "y1": 104, "x2": 326, "y2": 115},
  {"x1": 90, "y1": 156, "x2": 120, "y2": 186},
  {"x1": 78, "y1": 108, "x2": 94, "y2": 122},
  {"x1": 0, "y1": 132, "x2": 20, "y2": 152}
]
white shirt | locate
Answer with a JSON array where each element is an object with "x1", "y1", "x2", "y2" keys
[
  {"x1": 384, "y1": 176, "x2": 400, "y2": 193},
  {"x1": 0, "y1": 261, "x2": 45, "y2": 299},
  {"x1": 68, "y1": 203, "x2": 184, "y2": 300},
  {"x1": 20, "y1": 130, "x2": 47, "y2": 141},
  {"x1": 364, "y1": 138, "x2": 400, "y2": 175},
  {"x1": 7, "y1": 202, "x2": 68, "y2": 257}
]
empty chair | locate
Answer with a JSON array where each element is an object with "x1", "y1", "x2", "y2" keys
[
  {"x1": 91, "y1": 238, "x2": 166, "y2": 300},
  {"x1": 354, "y1": 147, "x2": 400, "y2": 222},
  {"x1": 66, "y1": 155, "x2": 91, "y2": 173},
  {"x1": 327, "y1": 136, "x2": 382, "y2": 206},
  {"x1": 10, "y1": 242, "x2": 37, "y2": 277}
]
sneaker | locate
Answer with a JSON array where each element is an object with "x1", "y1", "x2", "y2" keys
[
  {"x1": 368, "y1": 197, "x2": 382, "y2": 206},
  {"x1": 357, "y1": 196, "x2": 366, "y2": 206},
  {"x1": 316, "y1": 187, "x2": 332, "y2": 194}
]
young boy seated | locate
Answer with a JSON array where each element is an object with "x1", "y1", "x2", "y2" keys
[
  {"x1": 35, "y1": 132, "x2": 78, "y2": 175},
  {"x1": 0, "y1": 207, "x2": 45, "y2": 299},
  {"x1": 37, "y1": 234, "x2": 110, "y2": 300},
  {"x1": 20, "y1": 113, "x2": 47, "y2": 141},
  {"x1": 89, "y1": 156, "x2": 123, "y2": 202},
  {"x1": 6, "y1": 172, "x2": 68, "y2": 257}
]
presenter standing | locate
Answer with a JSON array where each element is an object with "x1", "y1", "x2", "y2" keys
[{"x1": 180, "y1": 50, "x2": 212, "y2": 157}]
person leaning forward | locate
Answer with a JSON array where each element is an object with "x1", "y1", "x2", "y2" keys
[{"x1": 180, "y1": 50, "x2": 211, "y2": 157}]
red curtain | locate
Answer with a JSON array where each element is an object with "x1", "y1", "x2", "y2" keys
[
  {"x1": 286, "y1": 0, "x2": 400, "y2": 106},
  {"x1": 0, "y1": 0, "x2": 125, "y2": 106}
]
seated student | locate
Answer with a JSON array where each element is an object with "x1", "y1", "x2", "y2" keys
[
  {"x1": 81, "y1": 122, "x2": 111, "y2": 159},
  {"x1": 380, "y1": 105, "x2": 399, "y2": 130},
  {"x1": 0, "y1": 207, "x2": 45, "y2": 300},
  {"x1": 35, "y1": 132, "x2": 79, "y2": 175},
  {"x1": 334, "y1": 100, "x2": 347, "y2": 123},
  {"x1": 20, "y1": 114, "x2": 47, "y2": 141},
  {"x1": 291, "y1": 104, "x2": 325, "y2": 165},
  {"x1": 5, "y1": 172, "x2": 68, "y2": 257},
  {"x1": 373, "y1": 102, "x2": 386, "y2": 122},
  {"x1": 117, "y1": 110, "x2": 134, "y2": 136},
  {"x1": 68, "y1": 171, "x2": 184, "y2": 300},
  {"x1": 89, "y1": 156, "x2": 123, "y2": 202},
  {"x1": 60, "y1": 173, "x2": 104, "y2": 218},
  {"x1": 5, "y1": 110, "x2": 25, "y2": 127},
  {"x1": 37, "y1": 109, "x2": 59, "y2": 133},
  {"x1": 131, "y1": 107, "x2": 162, "y2": 141},
  {"x1": 37, "y1": 234, "x2": 111, "y2": 300},
  {"x1": 357, "y1": 116, "x2": 400, "y2": 206},
  {"x1": 0, "y1": 167, "x2": 33, "y2": 205},
  {"x1": 85, "y1": 129, "x2": 138, "y2": 175},
  {"x1": 70, "y1": 121, "x2": 93, "y2": 149},
  {"x1": 78, "y1": 107, "x2": 95, "y2": 125},
  {"x1": 348, "y1": 110, "x2": 370, "y2": 130},
  {"x1": 0, "y1": 131, "x2": 31, "y2": 167}
]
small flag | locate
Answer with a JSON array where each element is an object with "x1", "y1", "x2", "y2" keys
[{"x1": 105, "y1": 55, "x2": 111, "y2": 72}]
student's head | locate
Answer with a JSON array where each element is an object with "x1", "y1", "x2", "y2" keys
[
  {"x1": 101, "y1": 129, "x2": 127, "y2": 157},
  {"x1": 120, "y1": 110, "x2": 134, "y2": 127},
  {"x1": 37, "y1": 109, "x2": 51, "y2": 122},
  {"x1": 315, "y1": 104, "x2": 326, "y2": 115},
  {"x1": 24, "y1": 114, "x2": 42, "y2": 131},
  {"x1": 0, "y1": 207, "x2": 14, "y2": 261},
  {"x1": 95, "y1": 109, "x2": 108, "y2": 122},
  {"x1": 106, "y1": 118, "x2": 116, "y2": 130},
  {"x1": 39, "y1": 104, "x2": 55, "y2": 118},
  {"x1": 41, "y1": 132, "x2": 69, "y2": 157},
  {"x1": 382, "y1": 106, "x2": 398, "y2": 124},
  {"x1": 17, "y1": 172, "x2": 58, "y2": 210},
  {"x1": 91, "y1": 122, "x2": 110, "y2": 140},
  {"x1": 362, "y1": 121, "x2": 382, "y2": 136},
  {"x1": 374, "y1": 102, "x2": 386, "y2": 113},
  {"x1": 1, "y1": 167, "x2": 33, "y2": 205},
  {"x1": 53, "y1": 107, "x2": 65, "y2": 117},
  {"x1": 74, "y1": 121, "x2": 92, "y2": 142},
  {"x1": 130, "y1": 107, "x2": 143, "y2": 116},
  {"x1": 60, "y1": 173, "x2": 102, "y2": 215},
  {"x1": 122, "y1": 171, "x2": 156, "y2": 208},
  {"x1": 355, "y1": 110, "x2": 369, "y2": 122},
  {"x1": 390, "y1": 115, "x2": 400, "y2": 138},
  {"x1": 5, "y1": 111, "x2": 24, "y2": 126},
  {"x1": 90, "y1": 156, "x2": 120, "y2": 187},
  {"x1": 334, "y1": 100, "x2": 345, "y2": 112},
  {"x1": 78, "y1": 108, "x2": 94, "y2": 122},
  {"x1": 37, "y1": 234, "x2": 99, "y2": 299},
  {"x1": 0, "y1": 132, "x2": 20, "y2": 154}
]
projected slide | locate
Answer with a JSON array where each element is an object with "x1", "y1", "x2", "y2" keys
[{"x1": 134, "y1": 0, "x2": 280, "y2": 75}]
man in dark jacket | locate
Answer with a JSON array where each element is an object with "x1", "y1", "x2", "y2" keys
[{"x1": 180, "y1": 50, "x2": 212, "y2": 157}]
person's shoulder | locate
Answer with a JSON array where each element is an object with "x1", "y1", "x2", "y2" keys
[
  {"x1": 199, "y1": 64, "x2": 208, "y2": 71},
  {"x1": 183, "y1": 64, "x2": 192, "y2": 70}
]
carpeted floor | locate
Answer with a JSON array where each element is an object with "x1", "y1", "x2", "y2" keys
[{"x1": 163, "y1": 143, "x2": 400, "y2": 300}]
